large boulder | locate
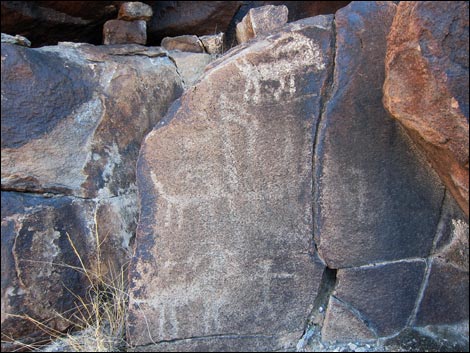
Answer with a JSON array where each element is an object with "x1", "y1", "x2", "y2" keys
[
  {"x1": 383, "y1": 1, "x2": 469, "y2": 217},
  {"x1": 1, "y1": 43, "x2": 182, "y2": 198},
  {"x1": 128, "y1": 15, "x2": 336, "y2": 351},
  {"x1": 1, "y1": 42, "x2": 183, "y2": 345}
]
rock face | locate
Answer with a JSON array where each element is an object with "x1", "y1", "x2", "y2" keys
[
  {"x1": 1, "y1": 43, "x2": 182, "y2": 198},
  {"x1": 1, "y1": 42, "x2": 183, "y2": 343},
  {"x1": 383, "y1": 1, "x2": 469, "y2": 218},
  {"x1": 236, "y1": 5, "x2": 288, "y2": 44},
  {"x1": 313, "y1": 2, "x2": 469, "y2": 345},
  {"x1": 128, "y1": 15, "x2": 335, "y2": 351}
]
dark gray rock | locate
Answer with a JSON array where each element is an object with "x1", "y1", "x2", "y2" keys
[
  {"x1": 314, "y1": 1, "x2": 445, "y2": 269},
  {"x1": 415, "y1": 258, "x2": 469, "y2": 326},
  {"x1": 333, "y1": 261, "x2": 426, "y2": 336}
]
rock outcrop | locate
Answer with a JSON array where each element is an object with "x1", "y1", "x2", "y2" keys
[
  {"x1": 1, "y1": 42, "x2": 183, "y2": 343},
  {"x1": 128, "y1": 1, "x2": 469, "y2": 351},
  {"x1": 383, "y1": 1, "x2": 469, "y2": 218},
  {"x1": 128, "y1": 15, "x2": 335, "y2": 351}
]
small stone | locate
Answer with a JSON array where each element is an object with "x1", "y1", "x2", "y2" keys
[
  {"x1": 236, "y1": 5, "x2": 288, "y2": 44},
  {"x1": 103, "y1": 19, "x2": 146, "y2": 45},
  {"x1": 161, "y1": 35, "x2": 204, "y2": 53},
  {"x1": 319, "y1": 306, "x2": 324, "y2": 313},
  {"x1": 348, "y1": 343, "x2": 357, "y2": 350},
  {"x1": 118, "y1": 2, "x2": 153, "y2": 21},
  {"x1": 355, "y1": 347, "x2": 367, "y2": 352},
  {"x1": 199, "y1": 32, "x2": 224, "y2": 54},
  {"x1": 1, "y1": 33, "x2": 31, "y2": 47}
]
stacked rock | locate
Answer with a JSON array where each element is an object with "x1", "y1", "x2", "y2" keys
[{"x1": 103, "y1": 2, "x2": 153, "y2": 45}]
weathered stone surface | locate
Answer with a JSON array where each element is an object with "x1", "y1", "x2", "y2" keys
[
  {"x1": 168, "y1": 51, "x2": 213, "y2": 87},
  {"x1": 415, "y1": 259, "x2": 469, "y2": 326},
  {"x1": 321, "y1": 296, "x2": 376, "y2": 343},
  {"x1": 236, "y1": 4, "x2": 288, "y2": 44},
  {"x1": 0, "y1": 191, "x2": 136, "y2": 341},
  {"x1": 161, "y1": 34, "x2": 204, "y2": 53},
  {"x1": 148, "y1": 1, "x2": 241, "y2": 45},
  {"x1": 118, "y1": 1, "x2": 153, "y2": 21},
  {"x1": 314, "y1": 1, "x2": 445, "y2": 268},
  {"x1": 200, "y1": 32, "x2": 225, "y2": 54},
  {"x1": 128, "y1": 15, "x2": 335, "y2": 350},
  {"x1": 383, "y1": 1, "x2": 469, "y2": 218},
  {"x1": 1, "y1": 42, "x2": 183, "y2": 198},
  {"x1": 103, "y1": 19, "x2": 146, "y2": 45},
  {"x1": 0, "y1": 1, "x2": 124, "y2": 47},
  {"x1": 334, "y1": 261, "x2": 426, "y2": 336},
  {"x1": 1, "y1": 32, "x2": 31, "y2": 47}
]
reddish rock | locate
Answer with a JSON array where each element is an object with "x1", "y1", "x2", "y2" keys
[
  {"x1": 128, "y1": 15, "x2": 335, "y2": 351},
  {"x1": 103, "y1": 19, "x2": 146, "y2": 45},
  {"x1": 383, "y1": 1, "x2": 469, "y2": 217},
  {"x1": 161, "y1": 34, "x2": 204, "y2": 53},
  {"x1": 236, "y1": 4, "x2": 288, "y2": 44},
  {"x1": 118, "y1": 1, "x2": 153, "y2": 21},
  {"x1": 199, "y1": 32, "x2": 225, "y2": 54}
]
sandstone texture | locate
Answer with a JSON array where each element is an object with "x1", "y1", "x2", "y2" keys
[
  {"x1": 1, "y1": 42, "x2": 183, "y2": 344},
  {"x1": 103, "y1": 19, "x2": 146, "y2": 45},
  {"x1": 128, "y1": 15, "x2": 335, "y2": 351},
  {"x1": 161, "y1": 34, "x2": 204, "y2": 53},
  {"x1": 236, "y1": 5, "x2": 288, "y2": 44},
  {"x1": 383, "y1": 1, "x2": 470, "y2": 218},
  {"x1": 118, "y1": 1, "x2": 153, "y2": 21}
]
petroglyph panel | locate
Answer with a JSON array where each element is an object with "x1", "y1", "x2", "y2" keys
[{"x1": 129, "y1": 16, "x2": 335, "y2": 351}]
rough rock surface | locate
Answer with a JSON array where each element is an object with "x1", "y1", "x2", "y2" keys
[
  {"x1": 236, "y1": 4, "x2": 288, "y2": 44},
  {"x1": 200, "y1": 33, "x2": 225, "y2": 54},
  {"x1": 314, "y1": 1, "x2": 444, "y2": 269},
  {"x1": 103, "y1": 19, "x2": 147, "y2": 45},
  {"x1": 128, "y1": 15, "x2": 335, "y2": 351},
  {"x1": 161, "y1": 34, "x2": 204, "y2": 53},
  {"x1": 118, "y1": 1, "x2": 153, "y2": 21},
  {"x1": 168, "y1": 51, "x2": 213, "y2": 87},
  {"x1": 1, "y1": 191, "x2": 136, "y2": 340},
  {"x1": 1, "y1": 42, "x2": 182, "y2": 198},
  {"x1": 1, "y1": 42, "x2": 183, "y2": 344},
  {"x1": 383, "y1": 1, "x2": 469, "y2": 218}
]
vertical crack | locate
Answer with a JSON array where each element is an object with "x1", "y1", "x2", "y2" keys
[
  {"x1": 407, "y1": 188, "x2": 447, "y2": 327},
  {"x1": 312, "y1": 15, "x2": 338, "y2": 260},
  {"x1": 297, "y1": 267, "x2": 337, "y2": 351}
]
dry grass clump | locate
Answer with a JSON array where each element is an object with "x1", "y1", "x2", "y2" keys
[{"x1": 2, "y1": 213, "x2": 130, "y2": 352}]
